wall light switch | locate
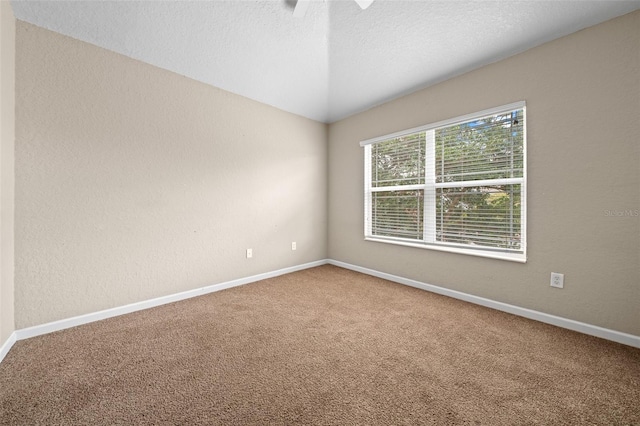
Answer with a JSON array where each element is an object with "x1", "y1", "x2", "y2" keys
[{"x1": 246, "y1": 248, "x2": 253, "y2": 259}]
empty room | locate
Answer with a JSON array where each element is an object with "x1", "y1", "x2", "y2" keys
[{"x1": 1, "y1": 0, "x2": 639, "y2": 424}]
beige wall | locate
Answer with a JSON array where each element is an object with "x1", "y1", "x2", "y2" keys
[
  {"x1": 9, "y1": 11, "x2": 640, "y2": 337},
  {"x1": 0, "y1": 1, "x2": 16, "y2": 345},
  {"x1": 329, "y1": 11, "x2": 640, "y2": 336},
  {"x1": 15, "y1": 22, "x2": 328, "y2": 328}
]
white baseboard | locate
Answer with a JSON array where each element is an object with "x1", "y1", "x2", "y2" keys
[
  {"x1": 328, "y1": 259, "x2": 640, "y2": 349},
  {"x1": 14, "y1": 259, "x2": 329, "y2": 341},
  {"x1": 4, "y1": 257, "x2": 638, "y2": 361},
  {"x1": 0, "y1": 331, "x2": 17, "y2": 364}
]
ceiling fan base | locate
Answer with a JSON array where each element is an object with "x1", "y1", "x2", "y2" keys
[{"x1": 294, "y1": 0, "x2": 375, "y2": 17}]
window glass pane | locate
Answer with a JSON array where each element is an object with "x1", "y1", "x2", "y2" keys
[
  {"x1": 372, "y1": 132, "x2": 425, "y2": 187},
  {"x1": 372, "y1": 190, "x2": 424, "y2": 240},
  {"x1": 436, "y1": 109, "x2": 524, "y2": 183},
  {"x1": 436, "y1": 184, "x2": 522, "y2": 250}
]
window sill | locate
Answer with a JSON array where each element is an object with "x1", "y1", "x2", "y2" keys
[{"x1": 364, "y1": 237, "x2": 527, "y2": 263}]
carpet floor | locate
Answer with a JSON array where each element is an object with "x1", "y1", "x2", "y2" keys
[{"x1": 0, "y1": 265, "x2": 638, "y2": 425}]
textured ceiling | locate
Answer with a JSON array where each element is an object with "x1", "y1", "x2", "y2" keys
[{"x1": 10, "y1": 0, "x2": 640, "y2": 123}]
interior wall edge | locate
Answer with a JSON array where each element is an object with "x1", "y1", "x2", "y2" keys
[
  {"x1": 0, "y1": 330, "x2": 16, "y2": 365},
  {"x1": 0, "y1": 0, "x2": 17, "y2": 346}
]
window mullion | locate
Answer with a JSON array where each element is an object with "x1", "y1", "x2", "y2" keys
[
  {"x1": 370, "y1": 184, "x2": 425, "y2": 192},
  {"x1": 424, "y1": 129, "x2": 436, "y2": 243},
  {"x1": 435, "y1": 177, "x2": 523, "y2": 189}
]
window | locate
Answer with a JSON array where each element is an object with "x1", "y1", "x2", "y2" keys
[{"x1": 361, "y1": 102, "x2": 526, "y2": 262}]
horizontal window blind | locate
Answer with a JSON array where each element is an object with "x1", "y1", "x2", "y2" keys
[
  {"x1": 372, "y1": 190, "x2": 424, "y2": 240},
  {"x1": 371, "y1": 132, "x2": 425, "y2": 188},
  {"x1": 432, "y1": 185, "x2": 522, "y2": 250},
  {"x1": 435, "y1": 109, "x2": 524, "y2": 184}
]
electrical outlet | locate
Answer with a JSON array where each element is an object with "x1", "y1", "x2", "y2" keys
[
  {"x1": 246, "y1": 248, "x2": 253, "y2": 259},
  {"x1": 292, "y1": 242, "x2": 297, "y2": 251},
  {"x1": 550, "y1": 272, "x2": 564, "y2": 289}
]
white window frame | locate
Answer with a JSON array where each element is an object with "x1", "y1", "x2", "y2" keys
[{"x1": 361, "y1": 101, "x2": 527, "y2": 263}]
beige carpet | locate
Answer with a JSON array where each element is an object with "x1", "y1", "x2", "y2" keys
[{"x1": 1, "y1": 265, "x2": 638, "y2": 425}]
